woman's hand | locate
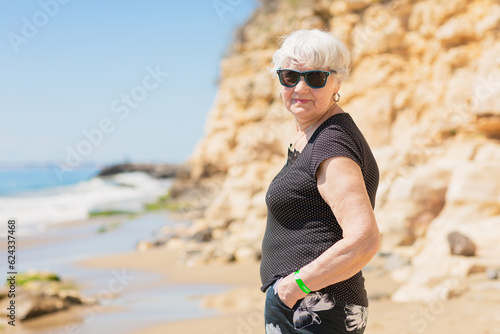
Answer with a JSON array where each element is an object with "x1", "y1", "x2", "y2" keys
[{"x1": 277, "y1": 273, "x2": 307, "y2": 309}]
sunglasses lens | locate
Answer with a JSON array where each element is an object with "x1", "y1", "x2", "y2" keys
[
  {"x1": 279, "y1": 70, "x2": 300, "y2": 87},
  {"x1": 306, "y1": 71, "x2": 327, "y2": 88}
]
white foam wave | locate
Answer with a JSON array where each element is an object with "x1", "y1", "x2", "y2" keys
[{"x1": 0, "y1": 172, "x2": 172, "y2": 236}]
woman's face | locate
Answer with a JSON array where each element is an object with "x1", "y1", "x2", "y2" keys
[{"x1": 280, "y1": 64, "x2": 339, "y2": 122}]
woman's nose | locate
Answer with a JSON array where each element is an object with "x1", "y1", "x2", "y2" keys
[{"x1": 294, "y1": 77, "x2": 310, "y2": 92}]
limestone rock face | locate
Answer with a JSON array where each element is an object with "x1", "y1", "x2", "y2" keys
[{"x1": 175, "y1": 0, "x2": 500, "y2": 302}]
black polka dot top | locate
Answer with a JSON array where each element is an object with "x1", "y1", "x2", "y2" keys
[{"x1": 260, "y1": 112, "x2": 379, "y2": 307}]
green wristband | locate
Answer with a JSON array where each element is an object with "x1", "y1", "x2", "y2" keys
[{"x1": 294, "y1": 270, "x2": 312, "y2": 294}]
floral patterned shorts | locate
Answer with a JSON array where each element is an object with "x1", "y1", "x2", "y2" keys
[{"x1": 264, "y1": 279, "x2": 368, "y2": 333}]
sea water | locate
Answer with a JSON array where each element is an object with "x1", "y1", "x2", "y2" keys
[
  {"x1": 0, "y1": 165, "x2": 172, "y2": 236},
  {"x1": 0, "y1": 165, "x2": 100, "y2": 197}
]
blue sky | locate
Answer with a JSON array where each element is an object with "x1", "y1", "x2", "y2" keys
[{"x1": 0, "y1": 0, "x2": 258, "y2": 166}]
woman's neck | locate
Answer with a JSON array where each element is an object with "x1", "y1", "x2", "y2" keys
[
  {"x1": 290, "y1": 104, "x2": 342, "y2": 151},
  {"x1": 295, "y1": 103, "x2": 339, "y2": 133}
]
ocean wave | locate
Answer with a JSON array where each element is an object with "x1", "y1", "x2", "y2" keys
[{"x1": 0, "y1": 172, "x2": 172, "y2": 236}]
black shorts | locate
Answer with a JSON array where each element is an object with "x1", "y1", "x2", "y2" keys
[{"x1": 264, "y1": 279, "x2": 368, "y2": 333}]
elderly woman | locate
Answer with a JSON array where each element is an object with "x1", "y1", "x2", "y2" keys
[{"x1": 260, "y1": 29, "x2": 380, "y2": 333}]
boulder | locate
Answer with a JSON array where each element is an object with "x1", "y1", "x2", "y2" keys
[
  {"x1": 0, "y1": 271, "x2": 93, "y2": 321},
  {"x1": 447, "y1": 231, "x2": 476, "y2": 256},
  {"x1": 98, "y1": 163, "x2": 182, "y2": 178}
]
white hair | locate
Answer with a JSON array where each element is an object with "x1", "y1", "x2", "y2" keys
[{"x1": 270, "y1": 29, "x2": 351, "y2": 82}]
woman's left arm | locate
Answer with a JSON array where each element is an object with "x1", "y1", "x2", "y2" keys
[{"x1": 277, "y1": 156, "x2": 380, "y2": 308}]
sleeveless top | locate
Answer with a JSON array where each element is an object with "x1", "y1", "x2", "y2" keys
[{"x1": 260, "y1": 112, "x2": 379, "y2": 307}]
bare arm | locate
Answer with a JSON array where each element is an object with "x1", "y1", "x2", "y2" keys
[{"x1": 278, "y1": 156, "x2": 380, "y2": 308}]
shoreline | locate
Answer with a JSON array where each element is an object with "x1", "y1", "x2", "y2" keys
[
  {"x1": 80, "y1": 246, "x2": 265, "y2": 334},
  {"x1": 5, "y1": 212, "x2": 263, "y2": 334}
]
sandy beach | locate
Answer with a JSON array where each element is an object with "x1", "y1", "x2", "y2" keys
[{"x1": 6, "y1": 212, "x2": 500, "y2": 334}]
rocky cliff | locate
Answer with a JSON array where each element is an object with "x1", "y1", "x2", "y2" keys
[{"x1": 170, "y1": 0, "x2": 500, "y2": 302}]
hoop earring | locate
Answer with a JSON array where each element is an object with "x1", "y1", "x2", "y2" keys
[
  {"x1": 279, "y1": 92, "x2": 282, "y2": 99},
  {"x1": 333, "y1": 93, "x2": 340, "y2": 102}
]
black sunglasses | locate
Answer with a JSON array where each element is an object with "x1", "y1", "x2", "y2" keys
[{"x1": 277, "y1": 69, "x2": 336, "y2": 89}]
